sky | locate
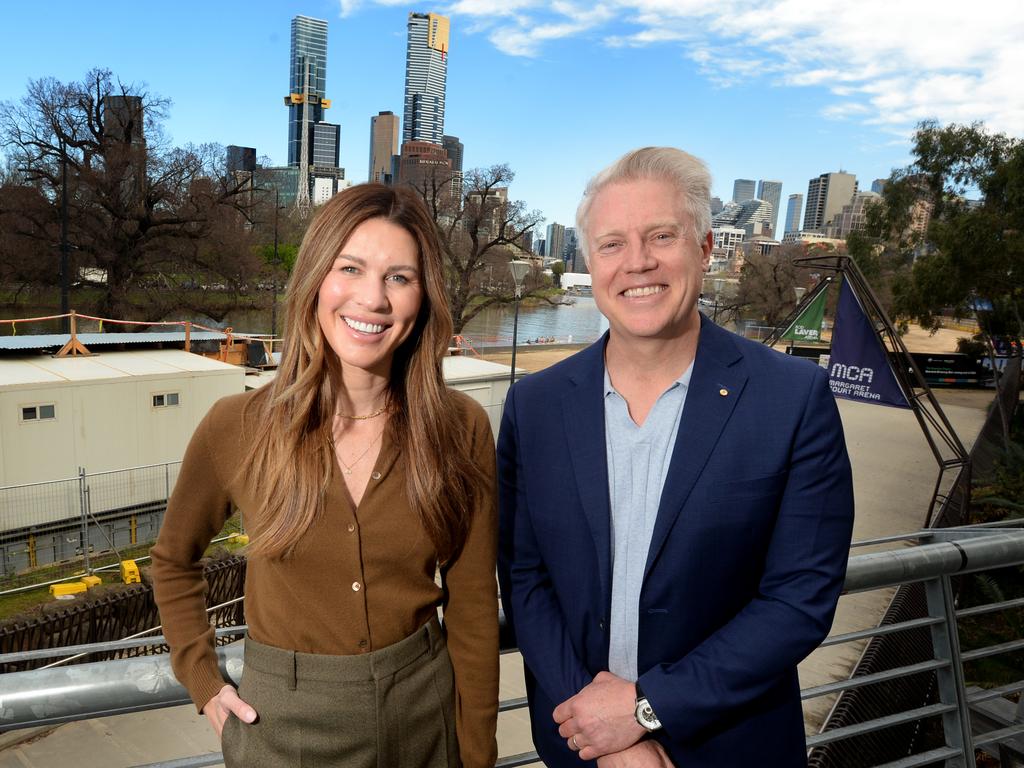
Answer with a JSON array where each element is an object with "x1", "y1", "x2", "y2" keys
[{"x1": 2, "y1": 0, "x2": 1022, "y2": 235}]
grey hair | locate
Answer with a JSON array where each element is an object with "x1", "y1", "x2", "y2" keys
[{"x1": 575, "y1": 147, "x2": 712, "y2": 263}]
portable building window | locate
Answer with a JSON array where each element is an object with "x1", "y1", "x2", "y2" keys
[
  {"x1": 152, "y1": 392, "x2": 180, "y2": 408},
  {"x1": 21, "y1": 404, "x2": 56, "y2": 421}
]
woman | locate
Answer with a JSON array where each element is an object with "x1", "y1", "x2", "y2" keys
[{"x1": 151, "y1": 184, "x2": 499, "y2": 767}]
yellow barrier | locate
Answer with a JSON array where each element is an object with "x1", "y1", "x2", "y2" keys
[
  {"x1": 121, "y1": 560, "x2": 141, "y2": 585},
  {"x1": 50, "y1": 582, "x2": 87, "y2": 597}
]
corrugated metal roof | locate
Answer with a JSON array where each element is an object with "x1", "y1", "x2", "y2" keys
[
  {"x1": 442, "y1": 355, "x2": 520, "y2": 382},
  {"x1": 0, "y1": 331, "x2": 228, "y2": 351}
]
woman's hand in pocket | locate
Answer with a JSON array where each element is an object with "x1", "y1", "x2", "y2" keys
[{"x1": 204, "y1": 684, "x2": 257, "y2": 737}]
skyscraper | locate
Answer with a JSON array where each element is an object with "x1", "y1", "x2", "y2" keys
[
  {"x1": 442, "y1": 134, "x2": 464, "y2": 198},
  {"x1": 284, "y1": 15, "x2": 342, "y2": 210},
  {"x1": 732, "y1": 179, "x2": 756, "y2": 203},
  {"x1": 757, "y1": 180, "x2": 783, "y2": 237},
  {"x1": 369, "y1": 111, "x2": 400, "y2": 183},
  {"x1": 286, "y1": 16, "x2": 329, "y2": 167},
  {"x1": 546, "y1": 223, "x2": 565, "y2": 266},
  {"x1": 803, "y1": 172, "x2": 857, "y2": 232},
  {"x1": 403, "y1": 13, "x2": 450, "y2": 145},
  {"x1": 226, "y1": 146, "x2": 256, "y2": 174},
  {"x1": 442, "y1": 135, "x2": 463, "y2": 174},
  {"x1": 784, "y1": 194, "x2": 803, "y2": 235}
]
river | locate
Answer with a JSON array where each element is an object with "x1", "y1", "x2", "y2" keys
[{"x1": 1, "y1": 296, "x2": 611, "y2": 347}]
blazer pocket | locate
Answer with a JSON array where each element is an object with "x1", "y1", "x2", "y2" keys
[{"x1": 705, "y1": 471, "x2": 786, "y2": 504}]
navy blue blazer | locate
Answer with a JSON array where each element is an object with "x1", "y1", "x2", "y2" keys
[{"x1": 497, "y1": 316, "x2": 855, "y2": 767}]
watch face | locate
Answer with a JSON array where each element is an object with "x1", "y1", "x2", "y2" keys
[{"x1": 635, "y1": 699, "x2": 661, "y2": 730}]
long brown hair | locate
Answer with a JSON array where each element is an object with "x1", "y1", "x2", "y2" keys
[{"x1": 239, "y1": 183, "x2": 487, "y2": 563}]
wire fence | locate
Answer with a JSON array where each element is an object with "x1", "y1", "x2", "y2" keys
[{"x1": 0, "y1": 462, "x2": 182, "y2": 591}]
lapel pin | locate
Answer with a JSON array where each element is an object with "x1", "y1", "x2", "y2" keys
[{"x1": 719, "y1": 388, "x2": 729, "y2": 397}]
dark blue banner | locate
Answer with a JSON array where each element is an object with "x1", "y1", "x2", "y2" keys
[{"x1": 828, "y1": 280, "x2": 910, "y2": 408}]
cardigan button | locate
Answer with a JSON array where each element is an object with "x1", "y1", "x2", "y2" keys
[
  {"x1": 371, "y1": 471, "x2": 382, "y2": 480},
  {"x1": 347, "y1": 523, "x2": 356, "y2": 533},
  {"x1": 352, "y1": 581, "x2": 362, "y2": 592}
]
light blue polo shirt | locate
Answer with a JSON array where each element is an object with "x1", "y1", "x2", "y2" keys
[{"x1": 604, "y1": 364, "x2": 692, "y2": 681}]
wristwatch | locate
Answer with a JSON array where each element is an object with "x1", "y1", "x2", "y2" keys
[{"x1": 634, "y1": 682, "x2": 662, "y2": 732}]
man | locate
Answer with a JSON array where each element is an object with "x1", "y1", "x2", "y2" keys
[{"x1": 497, "y1": 147, "x2": 854, "y2": 767}]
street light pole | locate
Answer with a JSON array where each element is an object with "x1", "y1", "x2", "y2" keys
[
  {"x1": 508, "y1": 260, "x2": 530, "y2": 387},
  {"x1": 271, "y1": 189, "x2": 280, "y2": 338},
  {"x1": 59, "y1": 140, "x2": 70, "y2": 333}
]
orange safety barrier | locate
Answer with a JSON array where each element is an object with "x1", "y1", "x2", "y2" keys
[{"x1": 1, "y1": 310, "x2": 283, "y2": 358}]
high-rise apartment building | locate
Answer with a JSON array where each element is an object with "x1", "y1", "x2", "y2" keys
[
  {"x1": 226, "y1": 146, "x2": 257, "y2": 174},
  {"x1": 546, "y1": 223, "x2": 566, "y2": 266},
  {"x1": 713, "y1": 199, "x2": 774, "y2": 238},
  {"x1": 397, "y1": 140, "x2": 451, "y2": 189},
  {"x1": 784, "y1": 194, "x2": 803, "y2": 235},
  {"x1": 286, "y1": 16, "x2": 329, "y2": 167},
  {"x1": 369, "y1": 111, "x2": 400, "y2": 183},
  {"x1": 442, "y1": 135, "x2": 463, "y2": 173},
  {"x1": 757, "y1": 180, "x2": 783, "y2": 237},
  {"x1": 732, "y1": 179, "x2": 756, "y2": 203},
  {"x1": 284, "y1": 15, "x2": 344, "y2": 210},
  {"x1": 403, "y1": 13, "x2": 450, "y2": 145},
  {"x1": 442, "y1": 134, "x2": 464, "y2": 198},
  {"x1": 103, "y1": 95, "x2": 145, "y2": 146},
  {"x1": 803, "y1": 171, "x2": 857, "y2": 232},
  {"x1": 824, "y1": 191, "x2": 881, "y2": 239},
  {"x1": 871, "y1": 178, "x2": 888, "y2": 195}
]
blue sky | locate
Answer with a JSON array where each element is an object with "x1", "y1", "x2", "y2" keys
[{"x1": 2, "y1": 1, "x2": 1022, "y2": 233}]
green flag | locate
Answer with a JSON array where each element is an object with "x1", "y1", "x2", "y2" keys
[{"x1": 781, "y1": 288, "x2": 827, "y2": 343}]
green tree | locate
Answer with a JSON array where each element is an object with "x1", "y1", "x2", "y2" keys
[
  {"x1": 0, "y1": 69, "x2": 259, "y2": 321},
  {"x1": 876, "y1": 121, "x2": 1023, "y2": 339},
  {"x1": 549, "y1": 260, "x2": 565, "y2": 288}
]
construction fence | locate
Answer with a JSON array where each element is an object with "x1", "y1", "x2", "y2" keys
[{"x1": 0, "y1": 462, "x2": 182, "y2": 591}]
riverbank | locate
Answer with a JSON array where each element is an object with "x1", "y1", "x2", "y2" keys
[{"x1": 479, "y1": 322, "x2": 972, "y2": 372}]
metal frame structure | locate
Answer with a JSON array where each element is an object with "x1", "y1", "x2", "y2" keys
[
  {"x1": 3, "y1": 525, "x2": 1023, "y2": 768},
  {"x1": 763, "y1": 253, "x2": 970, "y2": 526}
]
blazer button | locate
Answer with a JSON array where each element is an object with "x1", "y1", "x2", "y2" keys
[{"x1": 599, "y1": 620, "x2": 605, "y2": 631}]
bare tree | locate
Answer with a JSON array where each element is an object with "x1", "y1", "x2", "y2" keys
[
  {"x1": 405, "y1": 163, "x2": 556, "y2": 334},
  {"x1": 0, "y1": 68, "x2": 258, "y2": 321},
  {"x1": 734, "y1": 243, "x2": 821, "y2": 327}
]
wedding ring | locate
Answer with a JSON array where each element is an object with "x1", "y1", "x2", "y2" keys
[{"x1": 571, "y1": 735, "x2": 580, "y2": 751}]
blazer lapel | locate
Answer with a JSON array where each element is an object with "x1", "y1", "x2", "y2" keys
[
  {"x1": 645, "y1": 318, "x2": 748, "y2": 579},
  {"x1": 562, "y1": 337, "x2": 613, "y2": 608}
]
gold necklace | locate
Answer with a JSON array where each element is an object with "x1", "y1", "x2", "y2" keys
[
  {"x1": 331, "y1": 429, "x2": 383, "y2": 475},
  {"x1": 336, "y1": 403, "x2": 388, "y2": 420}
]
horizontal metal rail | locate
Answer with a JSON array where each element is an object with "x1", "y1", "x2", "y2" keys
[
  {"x1": 819, "y1": 615, "x2": 943, "y2": 648},
  {"x1": 843, "y1": 530, "x2": 1024, "y2": 592},
  {"x1": 800, "y1": 659, "x2": 949, "y2": 700},
  {"x1": 806, "y1": 703, "x2": 959, "y2": 748}
]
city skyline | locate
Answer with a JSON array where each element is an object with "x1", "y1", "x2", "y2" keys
[{"x1": 1, "y1": 1, "x2": 1021, "y2": 233}]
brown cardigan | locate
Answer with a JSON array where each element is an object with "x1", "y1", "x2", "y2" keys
[{"x1": 150, "y1": 389, "x2": 499, "y2": 768}]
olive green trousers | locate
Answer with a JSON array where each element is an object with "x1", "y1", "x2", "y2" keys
[{"x1": 222, "y1": 617, "x2": 458, "y2": 767}]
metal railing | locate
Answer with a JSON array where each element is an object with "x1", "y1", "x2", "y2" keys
[{"x1": 2, "y1": 525, "x2": 1022, "y2": 768}]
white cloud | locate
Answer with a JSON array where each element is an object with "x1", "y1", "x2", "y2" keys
[{"x1": 349, "y1": 0, "x2": 1024, "y2": 135}]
